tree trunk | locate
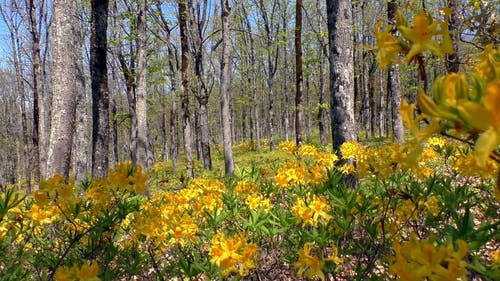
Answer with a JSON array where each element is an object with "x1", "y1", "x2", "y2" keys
[
  {"x1": 198, "y1": 98, "x2": 212, "y2": 169},
  {"x1": 47, "y1": 0, "x2": 79, "y2": 178},
  {"x1": 91, "y1": 0, "x2": 110, "y2": 178},
  {"x1": 220, "y1": 0, "x2": 234, "y2": 176},
  {"x1": 295, "y1": 0, "x2": 304, "y2": 147},
  {"x1": 326, "y1": 0, "x2": 357, "y2": 151},
  {"x1": 445, "y1": 0, "x2": 460, "y2": 73},
  {"x1": 27, "y1": 0, "x2": 43, "y2": 184},
  {"x1": 73, "y1": 19, "x2": 88, "y2": 183},
  {"x1": 135, "y1": 0, "x2": 152, "y2": 169},
  {"x1": 179, "y1": 0, "x2": 194, "y2": 178}
]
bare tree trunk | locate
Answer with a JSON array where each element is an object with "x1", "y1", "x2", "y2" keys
[
  {"x1": 27, "y1": 0, "x2": 43, "y2": 183},
  {"x1": 135, "y1": 0, "x2": 153, "y2": 169},
  {"x1": 179, "y1": 0, "x2": 194, "y2": 177},
  {"x1": 445, "y1": 0, "x2": 460, "y2": 73},
  {"x1": 295, "y1": 0, "x2": 304, "y2": 147},
  {"x1": 47, "y1": 0, "x2": 79, "y2": 178},
  {"x1": 73, "y1": 13, "x2": 88, "y2": 183},
  {"x1": 91, "y1": 0, "x2": 110, "y2": 178},
  {"x1": 111, "y1": 98, "x2": 119, "y2": 166},
  {"x1": 378, "y1": 69, "x2": 386, "y2": 137},
  {"x1": 326, "y1": 0, "x2": 357, "y2": 151},
  {"x1": 318, "y1": 56, "x2": 328, "y2": 148},
  {"x1": 220, "y1": 0, "x2": 234, "y2": 176},
  {"x1": 198, "y1": 98, "x2": 212, "y2": 169}
]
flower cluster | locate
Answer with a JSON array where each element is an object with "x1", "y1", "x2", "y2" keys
[
  {"x1": 390, "y1": 234, "x2": 468, "y2": 281},
  {"x1": 275, "y1": 143, "x2": 337, "y2": 188},
  {"x1": 209, "y1": 232, "x2": 258, "y2": 277},
  {"x1": 294, "y1": 242, "x2": 342, "y2": 281},
  {"x1": 375, "y1": 10, "x2": 453, "y2": 67},
  {"x1": 291, "y1": 193, "x2": 332, "y2": 228},
  {"x1": 55, "y1": 261, "x2": 100, "y2": 281}
]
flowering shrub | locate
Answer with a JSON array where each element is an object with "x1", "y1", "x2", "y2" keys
[{"x1": 1, "y1": 138, "x2": 498, "y2": 280}]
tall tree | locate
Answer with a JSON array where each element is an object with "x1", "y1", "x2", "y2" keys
[
  {"x1": 387, "y1": 0, "x2": 404, "y2": 143},
  {"x1": 188, "y1": 0, "x2": 213, "y2": 170},
  {"x1": 220, "y1": 0, "x2": 234, "y2": 175},
  {"x1": 326, "y1": 0, "x2": 357, "y2": 151},
  {"x1": 27, "y1": 0, "x2": 44, "y2": 183},
  {"x1": 295, "y1": 0, "x2": 303, "y2": 146},
  {"x1": 73, "y1": 2, "x2": 88, "y2": 183},
  {"x1": 179, "y1": 0, "x2": 194, "y2": 177},
  {"x1": 91, "y1": 0, "x2": 110, "y2": 178},
  {"x1": 46, "y1": 0, "x2": 80, "y2": 178},
  {"x1": 135, "y1": 0, "x2": 153, "y2": 169}
]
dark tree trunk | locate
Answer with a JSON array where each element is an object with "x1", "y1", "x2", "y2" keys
[
  {"x1": 295, "y1": 0, "x2": 304, "y2": 147},
  {"x1": 28, "y1": 0, "x2": 43, "y2": 184},
  {"x1": 445, "y1": 0, "x2": 460, "y2": 73},
  {"x1": 179, "y1": 0, "x2": 194, "y2": 177},
  {"x1": 91, "y1": 0, "x2": 110, "y2": 178}
]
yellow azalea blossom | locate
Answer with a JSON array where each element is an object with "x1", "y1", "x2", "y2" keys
[
  {"x1": 398, "y1": 11, "x2": 453, "y2": 63},
  {"x1": 374, "y1": 21, "x2": 401, "y2": 68},
  {"x1": 340, "y1": 141, "x2": 362, "y2": 159},
  {"x1": 278, "y1": 141, "x2": 297, "y2": 153},
  {"x1": 55, "y1": 261, "x2": 101, "y2": 281},
  {"x1": 426, "y1": 137, "x2": 446, "y2": 148},
  {"x1": 209, "y1": 232, "x2": 257, "y2": 277},
  {"x1": 339, "y1": 163, "x2": 356, "y2": 175},
  {"x1": 390, "y1": 234, "x2": 468, "y2": 281},
  {"x1": 294, "y1": 243, "x2": 326, "y2": 281},
  {"x1": 298, "y1": 144, "x2": 318, "y2": 158},
  {"x1": 292, "y1": 194, "x2": 332, "y2": 228},
  {"x1": 245, "y1": 194, "x2": 271, "y2": 213}
]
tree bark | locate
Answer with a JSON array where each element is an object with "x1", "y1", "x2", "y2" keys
[
  {"x1": 47, "y1": 0, "x2": 79, "y2": 178},
  {"x1": 327, "y1": 0, "x2": 357, "y2": 151},
  {"x1": 135, "y1": 0, "x2": 153, "y2": 169},
  {"x1": 220, "y1": 0, "x2": 234, "y2": 176},
  {"x1": 295, "y1": 0, "x2": 304, "y2": 147},
  {"x1": 179, "y1": 0, "x2": 194, "y2": 178},
  {"x1": 445, "y1": 0, "x2": 460, "y2": 73},
  {"x1": 73, "y1": 11, "x2": 88, "y2": 183},
  {"x1": 387, "y1": 0, "x2": 404, "y2": 143},
  {"x1": 91, "y1": 0, "x2": 110, "y2": 178},
  {"x1": 27, "y1": 0, "x2": 43, "y2": 184}
]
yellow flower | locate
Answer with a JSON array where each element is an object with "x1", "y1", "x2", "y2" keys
[
  {"x1": 209, "y1": 232, "x2": 257, "y2": 277},
  {"x1": 278, "y1": 141, "x2": 297, "y2": 153},
  {"x1": 390, "y1": 234, "x2": 468, "y2": 281},
  {"x1": 294, "y1": 243, "x2": 326, "y2": 281},
  {"x1": 374, "y1": 21, "x2": 401, "y2": 68},
  {"x1": 298, "y1": 144, "x2": 318, "y2": 158},
  {"x1": 291, "y1": 194, "x2": 331, "y2": 228},
  {"x1": 55, "y1": 261, "x2": 101, "y2": 281},
  {"x1": 340, "y1": 141, "x2": 361, "y2": 159},
  {"x1": 398, "y1": 11, "x2": 452, "y2": 63},
  {"x1": 245, "y1": 194, "x2": 271, "y2": 213}
]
